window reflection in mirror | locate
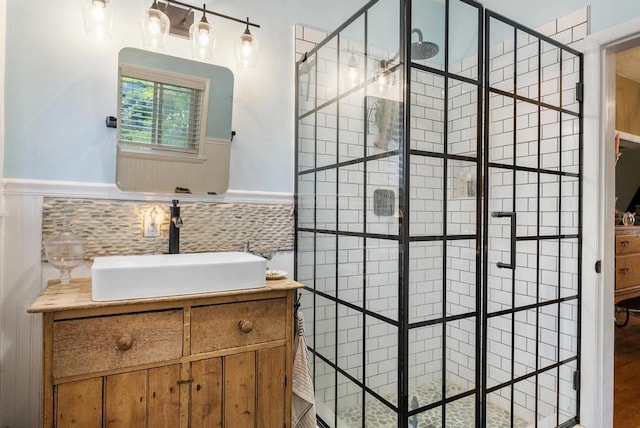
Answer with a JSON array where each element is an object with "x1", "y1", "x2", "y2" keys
[{"x1": 116, "y1": 48, "x2": 234, "y2": 195}]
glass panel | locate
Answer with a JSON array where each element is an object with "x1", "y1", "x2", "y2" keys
[
  {"x1": 559, "y1": 300, "x2": 578, "y2": 360},
  {"x1": 338, "y1": 235, "x2": 364, "y2": 308},
  {"x1": 410, "y1": 69, "x2": 445, "y2": 153},
  {"x1": 561, "y1": 176, "x2": 579, "y2": 236},
  {"x1": 558, "y1": 360, "x2": 578, "y2": 424},
  {"x1": 316, "y1": 233, "x2": 336, "y2": 297},
  {"x1": 539, "y1": 239, "x2": 559, "y2": 302},
  {"x1": 410, "y1": 241, "x2": 443, "y2": 323},
  {"x1": 411, "y1": 0, "x2": 445, "y2": 70},
  {"x1": 538, "y1": 369, "x2": 558, "y2": 423},
  {"x1": 560, "y1": 239, "x2": 579, "y2": 298},
  {"x1": 448, "y1": 0, "x2": 479, "y2": 80},
  {"x1": 486, "y1": 314, "x2": 512, "y2": 389},
  {"x1": 487, "y1": 387, "x2": 514, "y2": 428},
  {"x1": 541, "y1": 41, "x2": 561, "y2": 108},
  {"x1": 367, "y1": 155, "x2": 400, "y2": 236},
  {"x1": 446, "y1": 394, "x2": 476, "y2": 426},
  {"x1": 540, "y1": 107, "x2": 560, "y2": 171},
  {"x1": 367, "y1": 0, "x2": 400, "y2": 84},
  {"x1": 516, "y1": 30, "x2": 539, "y2": 101},
  {"x1": 447, "y1": 160, "x2": 477, "y2": 235},
  {"x1": 446, "y1": 240, "x2": 476, "y2": 317},
  {"x1": 561, "y1": 113, "x2": 580, "y2": 174},
  {"x1": 298, "y1": 52, "x2": 316, "y2": 115},
  {"x1": 317, "y1": 103, "x2": 338, "y2": 168},
  {"x1": 515, "y1": 100, "x2": 538, "y2": 169},
  {"x1": 448, "y1": 78, "x2": 479, "y2": 156},
  {"x1": 540, "y1": 173, "x2": 560, "y2": 236},
  {"x1": 539, "y1": 305, "x2": 559, "y2": 368},
  {"x1": 315, "y1": 357, "x2": 337, "y2": 425},
  {"x1": 337, "y1": 303, "x2": 364, "y2": 382},
  {"x1": 298, "y1": 113, "x2": 315, "y2": 172},
  {"x1": 411, "y1": 406, "x2": 442, "y2": 428},
  {"x1": 514, "y1": 240, "x2": 536, "y2": 308},
  {"x1": 408, "y1": 324, "x2": 442, "y2": 405},
  {"x1": 446, "y1": 318, "x2": 476, "y2": 396},
  {"x1": 365, "y1": 392, "x2": 397, "y2": 426},
  {"x1": 366, "y1": 82, "x2": 403, "y2": 155},
  {"x1": 335, "y1": 374, "x2": 363, "y2": 428},
  {"x1": 338, "y1": 162, "x2": 365, "y2": 233},
  {"x1": 365, "y1": 316, "x2": 398, "y2": 405},
  {"x1": 513, "y1": 309, "x2": 536, "y2": 378},
  {"x1": 562, "y1": 51, "x2": 581, "y2": 114},
  {"x1": 339, "y1": 89, "x2": 366, "y2": 163},
  {"x1": 297, "y1": 173, "x2": 315, "y2": 230},
  {"x1": 297, "y1": 231, "x2": 315, "y2": 288},
  {"x1": 488, "y1": 18, "x2": 515, "y2": 93},
  {"x1": 488, "y1": 94, "x2": 514, "y2": 165},
  {"x1": 366, "y1": 238, "x2": 399, "y2": 321},
  {"x1": 317, "y1": 36, "x2": 338, "y2": 105},
  {"x1": 339, "y1": 16, "x2": 365, "y2": 94},
  {"x1": 317, "y1": 168, "x2": 337, "y2": 231},
  {"x1": 410, "y1": 155, "x2": 444, "y2": 237},
  {"x1": 316, "y1": 294, "x2": 336, "y2": 363},
  {"x1": 513, "y1": 378, "x2": 537, "y2": 426},
  {"x1": 515, "y1": 170, "x2": 537, "y2": 237}
]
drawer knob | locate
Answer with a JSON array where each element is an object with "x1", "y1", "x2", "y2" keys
[
  {"x1": 621, "y1": 268, "x2": 630, "y2": 275},
  {"x1": 115, "y1": 335, "x2": 133, "y2": 351},
  {"x1": 238, "y1": 320, "x2": 254, "y2": 334}
]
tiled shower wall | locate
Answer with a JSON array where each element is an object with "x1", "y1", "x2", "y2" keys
[
  {"x1": 296, "y1": 5, "x2": 585, "y2": 424},
  {"x1": 41, "y1": 198, "x2": 294, "y2": 259}
]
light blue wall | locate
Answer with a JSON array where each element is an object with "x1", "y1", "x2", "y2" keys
[{"x1": 4, "y1": 0, "x2": 640, "y2": 192}]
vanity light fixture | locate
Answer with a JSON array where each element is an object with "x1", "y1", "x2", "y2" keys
[
  {"x1": 81, "y1": 0, "x2": 115, "y2": 40},
  {"x1": 189, "y1": 4, "x2": 216, "y2": 61},
  {"x1": 237, "y1": 18, "x2": 260, "y2": 69},
  {"x1": 141, "y1": 0, "x2": 171, "y2": 52}
]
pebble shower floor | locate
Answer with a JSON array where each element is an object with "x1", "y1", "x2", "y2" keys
[{"x1": 336, "y1": 381, "x2": 529, "y2": 428}]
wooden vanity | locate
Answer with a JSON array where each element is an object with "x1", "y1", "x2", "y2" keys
[
  {"x1": 28, "y1": 278, "x2": 302, "y2": 428},
  {"x1": 615, "y1": 225, "x2": 640, "y2": 303}
]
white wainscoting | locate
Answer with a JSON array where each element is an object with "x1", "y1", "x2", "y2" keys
[{"x1": 0, "y1": 178, "x2": 293, "y2": 427}]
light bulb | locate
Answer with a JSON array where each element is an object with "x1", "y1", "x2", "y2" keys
[
  {"x1": 91, "y1": 4, "x2": 105, "y2": 22},
  {"x1": 148, "y1": 16, "x2": 161, "y2": 35},
  {"x1": 82, "y1": 0, "x2": 113, "y2": 39},
  {"x1": 242, "y1": 40, "x2": 253, "y2": 57},
  {"x1": 198, "y1": 28, "x2": 210, "y2": 46}
]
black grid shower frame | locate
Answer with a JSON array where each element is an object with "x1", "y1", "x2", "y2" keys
[
  {"x1": 481, "y1": 10, "x2": 582, "y2": 428},
  {"x1": 295, "y1": 1, "x2": 485, "y2": 427}
]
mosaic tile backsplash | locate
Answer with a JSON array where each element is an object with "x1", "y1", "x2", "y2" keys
[{"x1": 42, "y1": 198, "x2": 294, "y2": 260}]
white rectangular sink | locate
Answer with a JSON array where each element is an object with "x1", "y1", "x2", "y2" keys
[{"x1": 91, "y1": 252, "x2": 267, "y2": 301}]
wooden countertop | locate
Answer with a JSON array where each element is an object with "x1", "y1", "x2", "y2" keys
[{"x1": 28, "y1": 277, "x2": 303, "y2": 314}]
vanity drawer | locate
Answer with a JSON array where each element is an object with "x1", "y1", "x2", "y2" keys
[
  {"x1": 616, "y1": 234, "x2": 640, "y2": 254},
  {"x1": 616, "y1": 254, "x2": 640, "y2": 290},
  {"x1": 191, "y1": 298, "x2": 287, "y2": 354},
  {"x1": 52, "y1": 310, "x2": 183, "y2": 379}
]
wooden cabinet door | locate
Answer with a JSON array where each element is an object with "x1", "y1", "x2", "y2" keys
[
  {"x1": 55, "y1": 378, "x2": 103, "y2": 428},
  {"x1": 191, "y1": 358, "x2": 223, "y2": 427},
  {"x1": 257, "y1": 346, "x2": 287, "y2": 428},
  {"x1": 224, "y1": 351, "x2": 257, "y2": 427}
]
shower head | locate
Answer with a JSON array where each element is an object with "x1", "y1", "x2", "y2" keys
[{"x1": 411, "y1": 29, "x2": 439, "y2": 60}]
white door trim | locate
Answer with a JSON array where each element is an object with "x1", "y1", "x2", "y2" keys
[{"x1": 581, "y1": 17, "x2": 640, "y2": 428}]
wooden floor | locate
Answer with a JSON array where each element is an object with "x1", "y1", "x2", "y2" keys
[{"x1": 615, "y1": 312, "x2": 640, "y2": 427}]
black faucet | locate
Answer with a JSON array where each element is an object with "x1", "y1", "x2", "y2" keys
[{"x1": 169, "y1": 199, "x2": 183, "y2": 254}]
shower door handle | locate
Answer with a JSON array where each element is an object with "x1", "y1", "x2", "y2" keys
[{"x1": 492, "y1": 211, "x2": 516, "y2": 270}]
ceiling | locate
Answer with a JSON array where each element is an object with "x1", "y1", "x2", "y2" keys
[{"x1": 617, "y1": 46, "x2": 640, "y2": 83}]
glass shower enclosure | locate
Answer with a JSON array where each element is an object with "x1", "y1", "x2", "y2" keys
[{"x1": 294, "y1": 0, "x2": 582, "y2": 426}]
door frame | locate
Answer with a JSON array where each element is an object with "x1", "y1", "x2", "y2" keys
[{"x1": 581, "y1": 16, "x2": 640, "y2": 427}]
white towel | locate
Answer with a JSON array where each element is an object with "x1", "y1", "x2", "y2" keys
[{"x1": 292, "y1": 311, "x2": 317, "y2": 428}]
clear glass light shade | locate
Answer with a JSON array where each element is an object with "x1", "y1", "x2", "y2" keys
[
  {"x1": 237, "y1": 31, "x2": 260, "y2": 69},
  {"x1": 141, "y1": 6, "x2": 170, "y2": 52},
  {"x1": 81, "y1": 0, "x2": 114, "y2": 40},
  {"x1": 189, "y1": 19, "x2": 216, "y2": 62},
  {"x1": 347, "y1": 54, "x2": 361, "y2": 88}
]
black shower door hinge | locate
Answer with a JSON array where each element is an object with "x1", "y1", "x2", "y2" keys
[
  {"x1": 573, "y1": 370, "x2": 580, "y2": 391},
  {"x1": 576, "y1": 82, "x2": 584, "y2": 103}
]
